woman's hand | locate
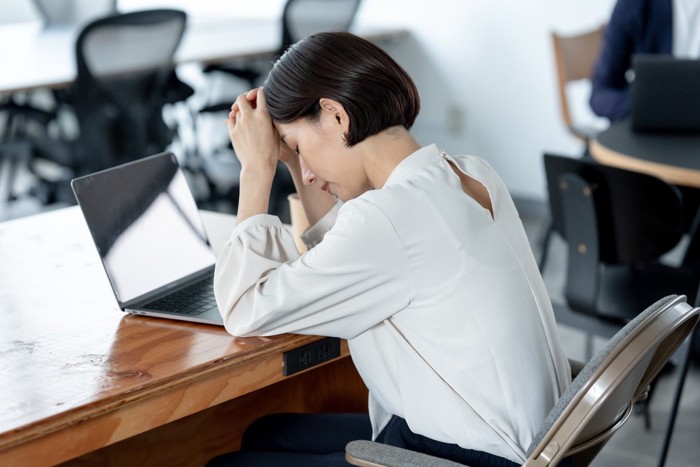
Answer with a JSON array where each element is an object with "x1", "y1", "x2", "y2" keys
[
  {"x1": 226, "y1": 88, "x2": 279, "y2": 224},
  {"x1": 227, "y1": 88, "x2": 279, "y2": 176},
  {"x1": 278, "y1": 139, "x2": 298, "y2": 167}
]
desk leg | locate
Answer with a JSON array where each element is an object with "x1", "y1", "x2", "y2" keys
[{"x1": 59, "y1": 356, "x2": 367, "y2": 467}]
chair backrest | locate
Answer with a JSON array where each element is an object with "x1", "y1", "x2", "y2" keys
[
  {"x1": 544, "y1": 153, "x2": 685, "y2": 264},
  {"x1": 33, "y1": 0, "x2": 117, "y2": 26},
  {"x1": 280, "y1": 0, "x2": 361, "y2": 55},
  {"x1": 551, "y1": 24, "x2": 605, "y2": 140},
  {"x1": 72, "y1": 9, "x2": 188, "y2": 174},
  {"x1": 544, "y1": 153, "x2": 688, "y2": 316},
  {"x1": 525, "y1": 295, "x2": 699, "y2": 466}
]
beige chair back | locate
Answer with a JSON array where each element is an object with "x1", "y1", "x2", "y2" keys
[{"x1": 551, "y1": 24, "x2": 605, "y2": 139}]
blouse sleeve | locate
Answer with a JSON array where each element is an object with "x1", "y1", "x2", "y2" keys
[
  {"x1": 213, "y1": 199, "x2": 413, "y2": 339},
  {"x1": 300, "y1": 199, "x2": 343, "y2": 249}
]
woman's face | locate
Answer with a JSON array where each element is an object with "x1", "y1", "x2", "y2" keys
[{"x1": 275, "y1": 114, "x2": 371, "y2": 202}]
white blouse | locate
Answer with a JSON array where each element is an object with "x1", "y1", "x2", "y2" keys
[
  {"x1": 214, "y1": 144, "x2": 570, "y2": 463},
  {"x1": 673, "y1": 0, "x2": 700, "y2": 58}
]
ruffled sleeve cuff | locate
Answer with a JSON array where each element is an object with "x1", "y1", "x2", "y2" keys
[{"x1": 229, "y1": 213, "x2": 284, "y2": 240}]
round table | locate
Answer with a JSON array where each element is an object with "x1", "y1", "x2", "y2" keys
[{"x1": 590, "y1": 119, "x2": 700, "y2": 189}]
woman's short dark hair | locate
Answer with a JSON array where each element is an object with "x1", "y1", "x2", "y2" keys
[{"x1": 263, "y1": 32, "x2": 420, "y2": 146}]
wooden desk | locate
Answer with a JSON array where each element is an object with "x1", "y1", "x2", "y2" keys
[
  {"x1": 0, "y1": 207, "x2": 367, "y2": 466},
  {"x1": 590, "y1": 119, "x2": 700, "y2": 189},
  {"x1": 0, "y1": 17, "x2": 407, "y2": 95}
]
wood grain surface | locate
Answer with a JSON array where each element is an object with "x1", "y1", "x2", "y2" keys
[{"x1": 0, "y1": 207, "x2": 367, "y2": 466}]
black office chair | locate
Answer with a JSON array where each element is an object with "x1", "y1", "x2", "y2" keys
[
  {"x1": 30, "y1": 0, "x2": 119, "y2": 131},
  {"x1": 201, "y1": 0, "x2": 362, "y2": 113},
  {"x1": 0, "y1": 1, "x2": 119, "y2": 207},
  {"x1": 193, "y1": 0, "x2": 362, "y2": 219},
  {"x1": 0, "y1": 97, "x2": 55, "y2": 204},
  {"x1": 346, "y1": 295, "x2": 700, "y2": 467},
  {"x1": 543, "y1": 153, "x2": 700, "y2": 462},
  {"x1": 26, "y1": 9, "x2": 193, "y2": 204},
  {"x1": 32, "y1": 0, "x2": 117, "y2": 25},
  {"x1": 544, "y1": 153, "x2": 698, "y2": 320}
]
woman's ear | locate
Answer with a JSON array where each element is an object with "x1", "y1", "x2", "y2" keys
[{"x1": 319, "y1": 98, "x2": 349, "y2": 134}]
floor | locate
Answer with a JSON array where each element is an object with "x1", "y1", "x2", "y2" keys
[{"x1": 0, "y1": 162, "x2": 698, "y2": 465}]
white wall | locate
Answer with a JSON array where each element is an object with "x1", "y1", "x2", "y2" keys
[
  {"x1": 1, "y1": 0, "x2": 616, "y2": 200},
  {"x1": 0, "y1": 1, "x2": 36, "y2": 22},
  {"x1": 354, "y1": 0, "x2": 615, "y2": 200}
]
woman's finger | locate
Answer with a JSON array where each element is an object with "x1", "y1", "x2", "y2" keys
[
  {"x1": 257, "y1": 88, "x2": 268, "y2": 111},
  {"x1": 246, "y1": 88, "x2": 258, "y2": 102},
  {"x1": 235, "y1": 92, "x2": 253, "y2": 112}
]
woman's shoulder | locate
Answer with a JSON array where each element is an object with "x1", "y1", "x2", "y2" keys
[{"x1": 443, "y1": 153, "x2": 504, "y2": 187}]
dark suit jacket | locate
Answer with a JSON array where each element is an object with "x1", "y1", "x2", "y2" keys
[{"x1": 590, "y1": 0, "x2": 672, "y2": 121}]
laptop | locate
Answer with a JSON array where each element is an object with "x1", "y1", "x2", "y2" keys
[
  {"x1": 630, "y1": 55, "x2": 700, "y2": 132},
  {"x1": 71, "y1": 152, "x2": 224, "y2": 326}
]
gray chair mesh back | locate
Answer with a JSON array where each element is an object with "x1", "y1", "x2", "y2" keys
[
  {"x1": 281, "y1": 0, "x2": 361, "y2": 52},
  {"x1": 81, "y1": 20, "x2": 184, "y2": 78},
  {"x1": 72, "y1": 9, "x2": 188, "y2": 173},
  {"x1": 526, "y1": 295, "x2": 699, "y2": 465},
  {"x1": 33, "y1": 0, "x2": 117, "y2": 26}
]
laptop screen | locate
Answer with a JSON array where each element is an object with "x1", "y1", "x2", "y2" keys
[
  {"x1": 72, "y1": 152, "x2": 215, "y2": 306},
  {"x1": 631, "y1": 55, "x2": 700, "y2": 132}
]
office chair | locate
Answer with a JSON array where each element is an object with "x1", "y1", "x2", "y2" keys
[
  {"x1": 544, "y1": 153, "x2": 699, "y2": 458},
  {"x1": 345, "y1": 295, "x2": 699, "y2": 467},
  {"x1": 0, "y1": 1, "x2": 119, "y2": 206},
  {"x1": 201, "y1": 0, "x2": 362, "y2": 113},
  {"x1": 544, "y1": 154, "x2": 698, "y2": 321},
  {"x1": 30, "y1": 0, "x2": 120, "y2": 134},
  {"x1": 32, "y1": 0, "x2": 117, "y2": 26},
  {"x1": 538, "y1": 25, "x2": 607, "y2": 270},
  {"x1": 551, "y1": 24, "x2": 606, "y2": 154},
  {"x1": 194, "y1": 0, "x2": 362, "y2": 219},
  {"x1": 0, "y1": 98, "x2": 55, "y2": 204},
  {"x1": 27, "y1": 9, "x2": 193, "y2": 203}
]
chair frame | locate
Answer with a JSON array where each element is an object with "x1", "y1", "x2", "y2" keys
[{"x1": 527, "y1": 296, "x2": 697, "y2": 466}]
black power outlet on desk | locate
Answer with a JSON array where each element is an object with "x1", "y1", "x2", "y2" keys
[{"x1": 283, "y1": 337, "x2": 341, "y2": 376}]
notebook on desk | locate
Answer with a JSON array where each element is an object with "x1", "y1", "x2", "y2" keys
[
  {"x1": 630, "y1": 55, "x2": 700, "y2": 132},
  {"x1": 71, "y1": 152, "x2": 224, "y2": 326}
]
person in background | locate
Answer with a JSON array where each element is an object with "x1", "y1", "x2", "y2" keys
[
  {"x1": 590, "y1": 0, "x2": 700, "y2": 121},
  {"x1": 209, "y1": 32, "x2": 570, "y2": 466}
]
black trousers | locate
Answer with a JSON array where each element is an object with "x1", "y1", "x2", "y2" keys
[{"x1": 206, "y1": 413, "x2": 518, "y2": 467}]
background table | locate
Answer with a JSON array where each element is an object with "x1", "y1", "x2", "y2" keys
[
  {"x1": 590, "y1": 119, "x2": 700, "y2": 189},
  {"x1": 0, "y1": 18, "x2": 407, "y2": 95},
  {"x1": 0, "y1": 207, "x2": 368, "y2": 466}
]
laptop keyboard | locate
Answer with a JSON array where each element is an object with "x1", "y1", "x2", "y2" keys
[{"x1": 143, "y1": 278, "x2": 217, "y2": 316}]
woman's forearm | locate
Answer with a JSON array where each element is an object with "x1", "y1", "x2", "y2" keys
[{"x1": 236, "y1": 167, "x2": 275, "y2": 224}]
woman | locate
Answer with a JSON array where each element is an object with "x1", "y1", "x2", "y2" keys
[
  {"x1": 590, "y1": 0, "x2": 674, "y2": 121},
  {"x1": 211, "y1": 32, "x2": 570, "y2": 466}
]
